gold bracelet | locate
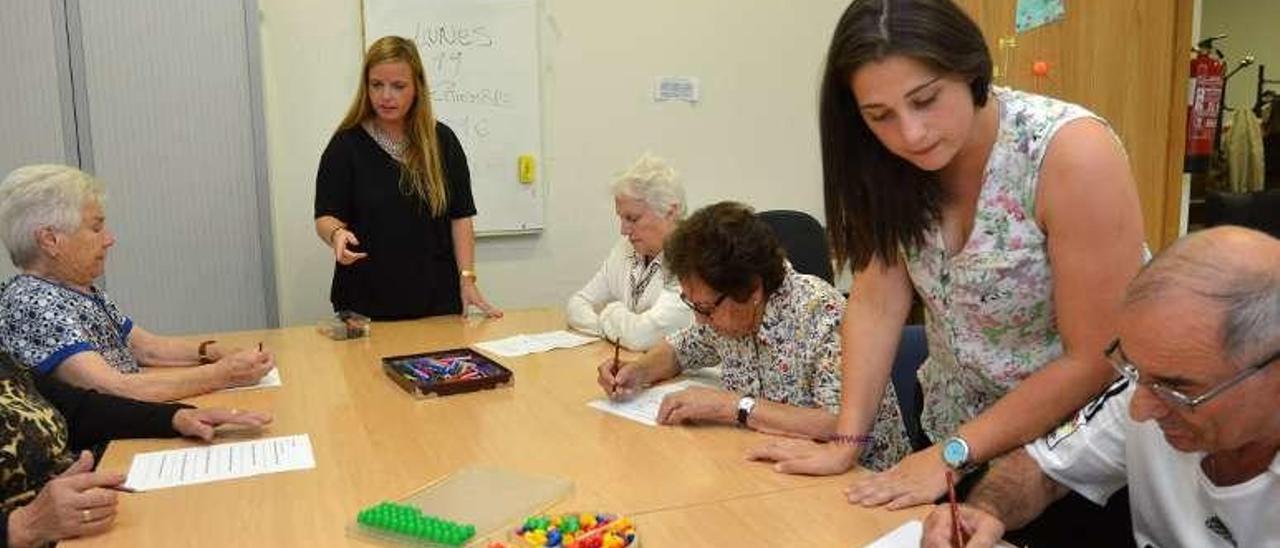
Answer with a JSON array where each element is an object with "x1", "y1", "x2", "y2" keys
[{"x1": 460, "y1": 269, "x2": 477, "y2": 282}]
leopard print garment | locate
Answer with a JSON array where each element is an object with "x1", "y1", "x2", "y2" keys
[{"x1": 0, "y1": 352, "x2": 72, "y2": 512}]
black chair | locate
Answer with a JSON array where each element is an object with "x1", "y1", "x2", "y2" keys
[
  {"x1": 1204, "y1": 189, "x2": 1280, "y2": 238},
  {"x1": 756, "y1": 210, "x2": 835, "y2": 284},
  {"x1": 890, "y1": 324, "x2": 929, "y2": 450}
]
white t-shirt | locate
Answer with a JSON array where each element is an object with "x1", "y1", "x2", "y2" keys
[{"x1": 1027, "y1": 378, "x2": 1280, "y2": 548}]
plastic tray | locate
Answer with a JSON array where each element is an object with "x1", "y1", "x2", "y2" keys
[
  {"x1": 347, "y1": 466, "x2": 573, "y2": 546},
  {"x1": 382, "y1": 348, "x2": 513, "y2": 398}
]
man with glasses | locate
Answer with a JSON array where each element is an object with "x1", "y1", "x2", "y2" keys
[{"x1": 922, "y1": 226, "x2": 1279, "y2": 548}]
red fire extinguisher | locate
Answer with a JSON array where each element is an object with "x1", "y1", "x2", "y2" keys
[{"x1": 1184, "y1": 36, "x2": 1226, "y2": 173}]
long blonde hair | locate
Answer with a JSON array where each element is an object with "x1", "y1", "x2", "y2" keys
[{"x1": 338, "y1": 36, "x2": 448, "y2": 216}]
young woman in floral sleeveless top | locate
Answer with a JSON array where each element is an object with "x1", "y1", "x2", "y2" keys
[{"x1": 748, "y1": 0, "x2": 1147, "y2": 511}]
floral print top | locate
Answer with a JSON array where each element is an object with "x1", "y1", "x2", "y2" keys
[
  {"x1": 668, "y1": 264, "x2": 911, "y2": 470},
  {"x1": 903, "y1": 87, "x2": 1109, "y2": 442},
  {"x1": 0, "y1": 275, "x2": 138, "y2": 375}
]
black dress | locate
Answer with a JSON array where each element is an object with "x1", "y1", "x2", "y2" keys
[{"x1": 314, "y1": 122, "x2": 477, "y2": 320}]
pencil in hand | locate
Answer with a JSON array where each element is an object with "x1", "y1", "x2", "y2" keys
[
  {"x1": 947, "y1": 470, "x2": 967, "y2": 548},
  {"x1": 609, "y1": 337, "x2": 621, "y2": 396}
]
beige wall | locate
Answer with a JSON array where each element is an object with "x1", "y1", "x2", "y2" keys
[
  {"x1": 1200, "y1": 0, "x2": 1280, "y2": 114},
  {"x1": 259, "y1": 1, "x2": 849, "y2": 325}
]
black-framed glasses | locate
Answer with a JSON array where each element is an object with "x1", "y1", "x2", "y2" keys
[
  {"x1": 680, "y1": 291, "x2": 728, "y2": 317},
  {"x1": 1105, "y1": 339, "x2": 1279, "y2": 409}
]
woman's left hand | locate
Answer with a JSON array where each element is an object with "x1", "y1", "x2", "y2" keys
[
  {"x1": 656, "y1": 386, "x2": 737, "y2": 425},
  {"x1": 460, "y1": 280, "x2": 503, "y2": 318},
  {"x1": 845, "y1": 444, "x2": 949, "y2": 509},
  {"x1": 172, "y1": 408, "x2": 273, "y2": 442}
]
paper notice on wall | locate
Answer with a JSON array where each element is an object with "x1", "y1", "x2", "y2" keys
[
  {"x1": 1015, "y1": 0, "x2": 1065, "y2": 33},
  {"x1": 654, "y1": 76, "x2": 700, "y2": 104}
]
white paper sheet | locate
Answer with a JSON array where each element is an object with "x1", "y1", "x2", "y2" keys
[
  {"x1": 122, "y1": 434, "x2": 315, "y2": 491},
  {"x1": 864, "y1": 520, "x2": 922, "y2": 548},
  {"x1": 863, "y1": 519, "x2": 1016, "y2": 548},
  {"x1": 219, "y1": 367, "x2": 281, "y2": 392},
  {"x1": 474, "y1": 330, "x2": 598, "y2": 357},
  {"x1": 586, "y1": 380, "x2": 714, "y2": 426}
]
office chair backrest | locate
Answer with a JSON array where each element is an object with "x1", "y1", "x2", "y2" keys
[
  {"x1": 1205, "y1": 189, "x2": 1280, "y2": 238},
  {"x1": 756, "y1": 209, "x2": 835, "y2": 285}
]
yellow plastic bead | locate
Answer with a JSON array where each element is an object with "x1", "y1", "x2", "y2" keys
[
  {"x1": 563, "y1": 533, "x2": 575, "y2": 546},
  {"x1": 551, "y1": 516, "x2": 562, "y2": 528}
]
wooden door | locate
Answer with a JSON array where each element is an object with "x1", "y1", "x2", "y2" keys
[{"x1": 956, "y1": 0, "x2": 1193, "y2": 249}]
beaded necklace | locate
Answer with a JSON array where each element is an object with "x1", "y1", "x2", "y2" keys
[{"x1": 363, "y1": 120, "x2": 407, "y2": 161}]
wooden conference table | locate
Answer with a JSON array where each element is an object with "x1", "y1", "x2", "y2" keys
[{"x1": 68, "y1": 308, "x2": 925, "y2": 547}]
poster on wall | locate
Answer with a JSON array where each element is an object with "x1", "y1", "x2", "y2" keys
[{"x1": 1015, "y1": 0, "x2": 1066, "y2": 34}]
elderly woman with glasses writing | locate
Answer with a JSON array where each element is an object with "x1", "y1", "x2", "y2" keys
[{"x1": 596, "y1": 201, "x2": 910, "y2": 470}]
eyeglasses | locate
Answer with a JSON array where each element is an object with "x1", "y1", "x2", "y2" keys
[
  {"x1": 680, "y1": 291, "x2": 728, "y2": 317},
  {"x1": 1105, "y1": 339, "x2": 1279, "y2": 409}
]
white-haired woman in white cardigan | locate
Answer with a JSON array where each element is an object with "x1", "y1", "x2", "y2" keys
[{"x1": 566, "y1": 155, "x2": 692, "y2": 350}]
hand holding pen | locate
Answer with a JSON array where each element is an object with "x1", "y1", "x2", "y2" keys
[
  {"x1": 947, "y1": 471, "x2": 966, "y2": 548},
  {"x1": 596, "y1": 338, "x2": 641, "y2": 400}
]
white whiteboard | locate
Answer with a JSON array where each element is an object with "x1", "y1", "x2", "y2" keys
[{"x1": 364, "y1": 0, "x2": 544, "y2": 234}]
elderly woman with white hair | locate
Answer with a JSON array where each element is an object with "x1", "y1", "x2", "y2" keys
[
  {"x1": 0, "y1": 165, "x2": 274, "y2": 402},
  {"x1": 566, "y1": 154, "x2": 693, "y2": 350}
]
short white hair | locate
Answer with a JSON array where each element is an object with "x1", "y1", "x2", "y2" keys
[
  {"x1": 0, "y1": 165, "x2": 105, "y2": 268},
  {"x1": 611, "y1": 153, "x2": 687, "y2": 219}
]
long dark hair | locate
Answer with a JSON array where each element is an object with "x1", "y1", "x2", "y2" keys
[{"x1": 821, "y1": 0, "x2": 992, "y2": 271}]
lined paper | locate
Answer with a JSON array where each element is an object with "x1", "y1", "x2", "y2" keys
[
  {"x1": 122, "y1": 434, "x2": 315, "y2": 491},
  {"x1": 586, "y1": 380, "x2": 714, "y2": 426},
  {"x1": 474, "y1": 330, "x2": 598, "y2": 357}
]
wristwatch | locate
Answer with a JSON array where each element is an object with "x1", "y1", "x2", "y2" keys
[
  {"x1": 941, "y1": 435, "x2": 975, "y2": 473},
  {"x1": 736, "y1": 395, "x2": 757, "y2": 427}
]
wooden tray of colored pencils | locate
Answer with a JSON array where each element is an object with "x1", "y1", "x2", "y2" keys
[{"x1": 381, "y1": 348, "x2": 513, "y2": 398}]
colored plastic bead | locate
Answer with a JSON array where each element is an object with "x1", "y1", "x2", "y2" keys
[{"x1": 354, "y1": 502, "x2": 475, "y2": 546}]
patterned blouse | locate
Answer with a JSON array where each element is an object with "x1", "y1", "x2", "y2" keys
[
  {"x1": 0, "y1": 353, "x2": 71, "y2": 513},
  {"x1": 668, "y1": 265, "x2": 911, "y2": 470},
  {"x1": 0, "y1": 275, "x2": 138, "y2": 375},
  {"x1": 0, "y1": 352, "x2": 186, "y2": 515},
  {"x1": 903, "y1": 87, "x2": 1131, "y2": 442}
]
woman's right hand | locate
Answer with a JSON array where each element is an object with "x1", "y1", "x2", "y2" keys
[
  {"x1": 8, "y1": 451, "x2": 123, "y2": 547},
  {"x1": 596, "y1": 357, "x2": 643, "y2": 400},
  {"x1": 331, "y1": 228, "x2": 368, "y2": 265},
  {"x1": 215, "y1": 348, "x2": 274, "y2": 387},
  {"x1": 745, "y1": 438, "x2": 859, "y2": 476}
]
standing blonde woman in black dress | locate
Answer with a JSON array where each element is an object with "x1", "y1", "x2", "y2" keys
[{"x1": 315, "y1": 36, "x2": 501, "y2": 320}]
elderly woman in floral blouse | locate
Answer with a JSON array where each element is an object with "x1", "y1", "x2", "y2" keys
[{"x1": 597, "y1": 201, "x2": 909, "y2": 470}]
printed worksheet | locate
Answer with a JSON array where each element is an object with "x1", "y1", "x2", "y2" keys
[
  {"x1": 586, "y1": 380, "x2": 714, "y2": 426},
  {"x1": 474, "y1": 330, "x2": 598, "y2": 357},
  {"x1": 122, "y1": 434, "x2": 315, "y2": 491},
  {"x1": 220, "y1": 367, "x2": 282, "y2": 392}
]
